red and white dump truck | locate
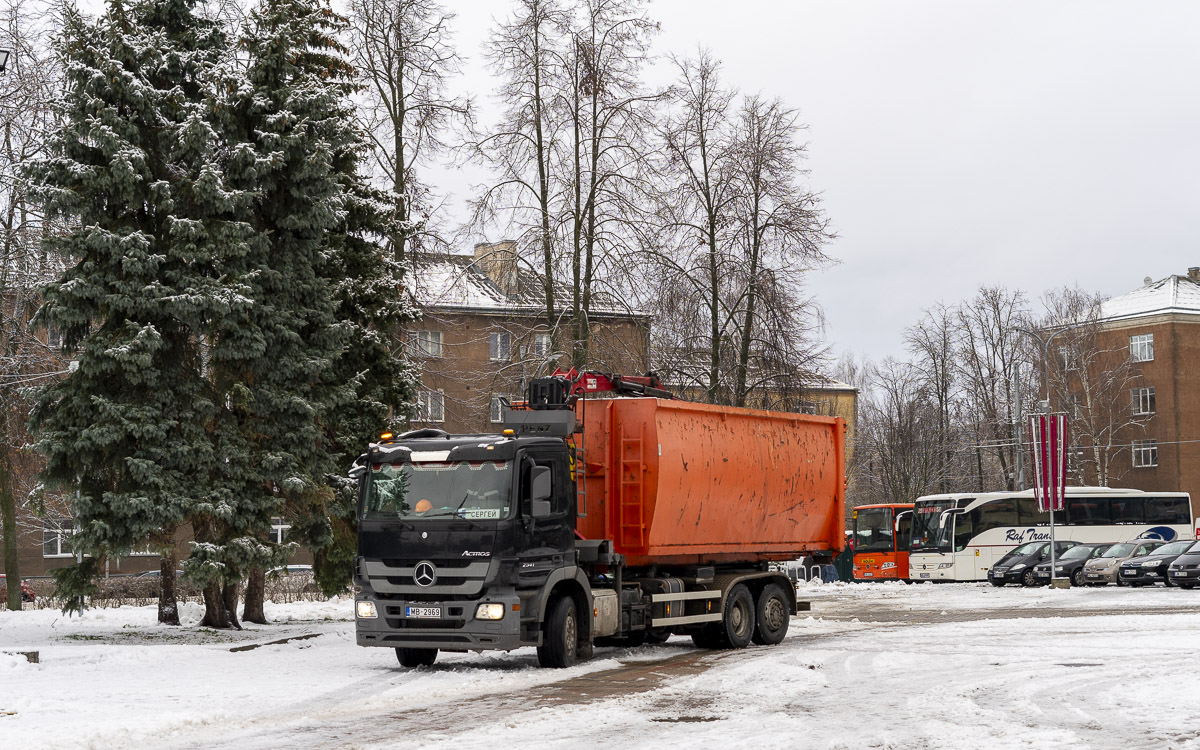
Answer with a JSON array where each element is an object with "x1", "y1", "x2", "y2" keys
[{"x1": 353, "y1": 370, "x2": 846, "y2": 667}]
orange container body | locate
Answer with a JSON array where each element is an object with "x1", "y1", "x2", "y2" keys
[{"x1": 574, "y1": 398, "x2": 846, "y2": 567}]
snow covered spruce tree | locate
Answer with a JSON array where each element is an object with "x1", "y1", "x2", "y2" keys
[
  {"x1": 209, "y1": 0, "x2": 418, "y2": 624},
  {"x1": 27, "y1": 0, "x2": 246, "y2": 624}
]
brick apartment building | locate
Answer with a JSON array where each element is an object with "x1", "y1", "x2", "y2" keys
[
  {"x1": 407, "y1": 241, "x2": 652, "y2": 433},
  {"x1": 1092, "y1": 267, "x2": 1200, "y2": 506}
]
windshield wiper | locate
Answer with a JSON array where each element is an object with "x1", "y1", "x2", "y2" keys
[{"x1": 422, "y1": 493, "x2": 484, "y2": 528}]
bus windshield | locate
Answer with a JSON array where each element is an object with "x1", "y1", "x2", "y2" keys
[
  {"x1": 854, "y1": 507, "x2": 897, "y2": 552},
  {"x1": 361, "y1": 460, "x2": 513, "y2": 521},
  {"x1": 911, "y1": 500, "x2": 955, "y2": 552}
]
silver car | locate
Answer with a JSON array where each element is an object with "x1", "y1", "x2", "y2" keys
[{"x1": 1082, "y1": 540, "x2": 1164, "y2": 585}]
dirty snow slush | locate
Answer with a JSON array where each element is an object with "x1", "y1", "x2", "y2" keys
[{"x1": 4, "y1": 583, "x2": 1200, "y2": 749}]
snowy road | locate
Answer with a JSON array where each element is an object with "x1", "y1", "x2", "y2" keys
[{"x1": 5, "y1": 583, "x2": 1200, "y2": 749}]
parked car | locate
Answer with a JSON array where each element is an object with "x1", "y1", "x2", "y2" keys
[
  {"x1": 0, "y1": 574, "x2": 35, "y2": 603},
  {"x1": 268, "y1": 565, "x2": 313, "y2": 577},
  {"x1": 134, "y1": 569, "x2": 186, "y2": 579},
  {"x1": 1082, "y1": 540, "x2": 1165, "y2": 585},
  {"x1": 989, "y1": 541, "x2": 1078, "y2": 587},
  {"x1": 1033, "y1": 543, "x2": 1115, "y2": 586},
  {"x1": 1166, "y1": 541, "x2": 1200, "y2": 588},
  {"x1": 1119, "y1": 540, "x2": 1195, "y2": 587}
]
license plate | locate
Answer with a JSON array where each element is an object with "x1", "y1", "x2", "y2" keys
[
  {"x1": 919, "y1": 573, "x2": 930, "y2": 579},
  {"x1": 1086, "y1": 573, "x2": 1099, "y2": 578},
  {"x1": 862, "y1": 572, "x2": 874, "y2": 577},
  {"x1": 1173, "y1": 571, "x2": 1186, "y2": 577},
  {"x1": 1036, "y1": 572, "x2": 1049, "y2": 578},
  {"x1": 405, "y1": 606, "x2": 442, "y2": 618},
  {"x1": 1121, "y1": 570, "x2": 1136, "y2": 577}
]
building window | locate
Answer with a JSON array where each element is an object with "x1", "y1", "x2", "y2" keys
[
  {"x1": 1130, "y1": 334, "x2": 1154, "y2": 362},
  {"x1": 489, "y1": 332, "x2": 511, "y2": 362},
  {"x1": 1131, "y1": 387, "x2": 1156, "y2": 416},
  {"x1": 43, "y1": 519, "x2": 75, "y2": 558},
  {"x1": 1132, "y1": 439, "x2": 1158, "y2": 468},
  {"x1": 269, "y1": 517, "x2": 290, "y2": 544},
  {"x1": 490, "y1": 395, "x2": 511, "y2": 423},
  {"x1": 416, "y1": 390, "x2": 445, "y2": 423},
  {"x1": 410, "y1": 330, "x2": 443, "y2": 358},
  {"x1": 1057, "y1": 345, "x2": 1080, "y2": 372},
  {"x1": 1066, "y1": 394, "x2": 1083, "y2": 420},
  {"x1": 531, "y1": 332, "x2": 552, "y2": 358}
]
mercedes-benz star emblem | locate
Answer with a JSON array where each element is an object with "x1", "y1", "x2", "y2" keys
[{"x1": 413, "y1": 561, "x2": 437, "y2": 587}]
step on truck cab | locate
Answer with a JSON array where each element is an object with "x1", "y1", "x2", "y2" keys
[{"x1": 353, "y1": 370, "x2": 846, "y2": 668}]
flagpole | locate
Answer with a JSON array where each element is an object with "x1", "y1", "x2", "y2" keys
[{"x1": 1049, "y1": 417, "x2": 1057, "y2": 581}]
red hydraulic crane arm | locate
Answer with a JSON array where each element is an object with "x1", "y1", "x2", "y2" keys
[{"x1": 548, "y1": 368, "x2": 675, "y2": 400}]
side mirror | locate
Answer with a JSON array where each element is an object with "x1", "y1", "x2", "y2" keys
[
  {"x1": 531, "y1": 465, "x2": 551, "y2": 501},
  {"x1": 529, "y1": 465, "x2": 552, "y2": 518}
]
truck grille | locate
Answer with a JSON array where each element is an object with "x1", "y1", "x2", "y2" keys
[{"x1": 364, "y1": 559, "x2": 498, "y2": 598}]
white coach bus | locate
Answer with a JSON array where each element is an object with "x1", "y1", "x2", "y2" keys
[{"x1": 908, "y1": 487, "x2": 1193, "y2": 582}]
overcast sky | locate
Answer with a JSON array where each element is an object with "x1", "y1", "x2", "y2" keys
[
  {"x1": 426, "y1": 0, "x2": 1200, "y2": 366},
  {"x1": 73, "y1": 0, "x2": 1200, "y2": 365}
]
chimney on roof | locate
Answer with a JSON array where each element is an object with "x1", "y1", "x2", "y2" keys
[
  {"x1": 1189, "y1": 267, "x2": 1200, "y2": 283},
  {"x1": 473, "y1": 240, "x2": 520, "y2": 296}
]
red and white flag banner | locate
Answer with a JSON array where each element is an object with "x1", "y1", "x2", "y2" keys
[{"x1": 1029, "y1": 414, "x2": 1067, "y2": 513}]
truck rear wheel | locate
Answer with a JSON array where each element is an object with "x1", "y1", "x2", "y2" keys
[
  {"x1": 716, "y1": 583, "x2": 755, "y2": 649},
  {"x1": 752, "y1": 583, "x2": 789, "y2": 645},
  {"x1": 537, "y1": 596, "x2": 579, "y2": 668},
  {"x1": 395, "y1": 648, "x2": 437, "y2": 668}
]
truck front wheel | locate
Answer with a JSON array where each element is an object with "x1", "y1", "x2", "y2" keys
[
  {"x1": 537, "y1": 596, "x2": 579, "y2": 668},
  {"x1": 716, "y1": 584, "x2": 755, "y2": 649},
  {"x1": 752, "y1": 583, "x2": 789, "y2": 645},
  {"x1": 395, "y1": 648, "x2": 437, "y2": 668}
]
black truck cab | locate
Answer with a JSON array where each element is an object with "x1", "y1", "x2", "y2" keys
[{"x1": 353, "y1": 430, "x2": 584, "y2": 658}]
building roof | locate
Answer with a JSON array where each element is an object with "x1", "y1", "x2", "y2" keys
[
  {"x1": 1099, "y1": 273, "x2": 1200, "y2": 323},
  {"x1": 411, "y1": 253, "x2": 649, "y2": 320}
]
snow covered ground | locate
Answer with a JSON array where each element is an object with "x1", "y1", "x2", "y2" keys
[{"x1": 4, "y1": 582, "x2": 1200, "y2": 749}]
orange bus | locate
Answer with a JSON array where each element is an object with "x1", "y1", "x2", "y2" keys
[{"x1": 851, "y1": 503, "x2": 913, "y2": 581}]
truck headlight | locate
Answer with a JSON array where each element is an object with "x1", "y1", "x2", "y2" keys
[
  {"x1": 937, "y1": 563, "x2": 953, "y2": 569},
  {"x1": 475, "y1": 603, "x2": 505, "y2": 620},
  {"x1": 356, "y1": 600, "x2": 378, "y2": 619}
]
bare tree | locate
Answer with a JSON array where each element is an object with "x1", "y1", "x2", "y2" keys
[
  {"x1": 470, "y1": 0, "x2": 569, "y2": 335},
  {"x1": 649, "y1": 50, "x2": 737, "y2": 403},
  {"x1": 855, "y1": 358, "x2": 944, "y2": 506},
  {"x1": 953, "y1": 286, "x2": 1037, "y2": 491},
  {"x1": 647, "y1": 54, "x2": 832, "y2": 407},
  {"x1": 905, "y1": 303, "x2": 956, "y2": 493},
  {"x1": 726, "y1": 94, "x2": 831, "y2": 406},
  {"x1": 557, "y1": 0, "x2": 658, "y2": 367},
  {"x1": 0, "y1": 0, "x2": 64, "y2": 611},
  {"x1": 347, "y1": 0, "x2": 470, "y2": 262},
  {"x1": 1039, "y1": 286, "x2": 1147, "y2": 486}
]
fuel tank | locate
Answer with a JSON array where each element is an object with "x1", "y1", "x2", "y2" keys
[{"x1": 574, "y1": 398, "x2": 846, "y2": 566}]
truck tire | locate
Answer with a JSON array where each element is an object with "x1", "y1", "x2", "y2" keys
[
  {"x1": 395, "y1": 648, "x2": 437, "y2": 668},
  {"x1": 537, "y1": 596, "x2": 579, "y2": 668},
  {"x1": 715, "y1": 583, "x2": 755, "y2": 649},
  {"x1": 645, "y1": 629, "x2": 671, "y2": 644},
  {"x1": 691, "y1": 628, "x2": 721, "y2": 649},
  {"x1": 752, "y1": 583, "x2": 789, "y2": 645}
]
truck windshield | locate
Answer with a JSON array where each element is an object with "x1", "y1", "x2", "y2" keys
[
  {"x1": 362, "y1": 460, "x2": 513, "y2": 521},
  {"x1": 853, "y1": 508, "x2": 896, "y2": 553},
  {"x1": 910, "y1": 500, "x2": 954, "y2": 552}
]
